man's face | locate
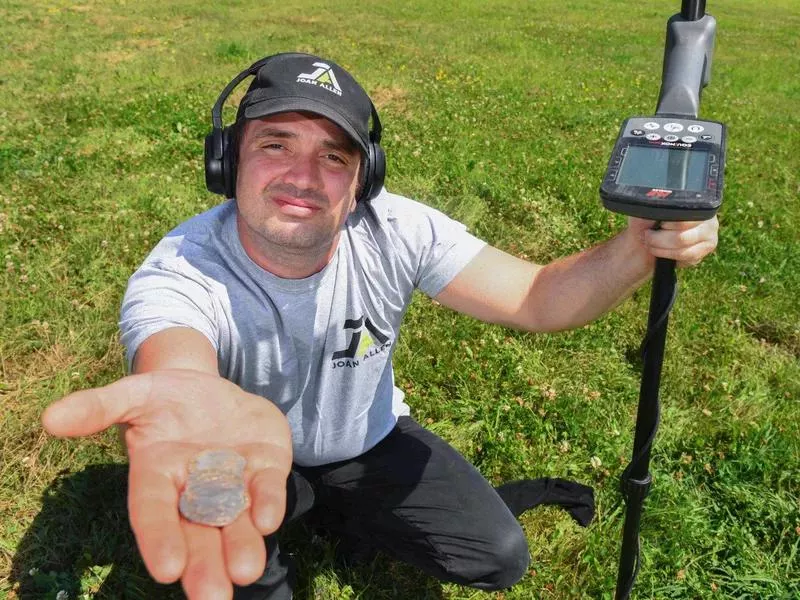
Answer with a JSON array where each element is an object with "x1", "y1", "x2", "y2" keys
[{"x1": 235, "y1": 111, "x2": 361, "y2": 270}]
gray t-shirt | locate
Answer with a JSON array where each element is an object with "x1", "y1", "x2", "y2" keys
[{"x1": 119, "y1": 190, "x2": 486, "y2": 466}]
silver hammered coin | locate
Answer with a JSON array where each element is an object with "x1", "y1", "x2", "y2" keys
[{"x1": 179, "y1": 448, "x2": 250, "y2": 527}]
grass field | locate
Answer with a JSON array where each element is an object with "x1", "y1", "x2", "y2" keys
[{"x1": 1, "y1": 0, "x2": 798, "y2": 598}]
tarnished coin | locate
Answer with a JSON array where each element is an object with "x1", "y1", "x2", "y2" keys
[{"x1": 179, "y1": 448, "x2": 249, "y2": 527}]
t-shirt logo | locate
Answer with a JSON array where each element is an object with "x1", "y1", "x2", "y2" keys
[
  {"x1": 332, "y1": 316, "x2": 391, "y2": 368},
  {"x1": 296, "y1": 62, "x2": 343, "y2": 96}
]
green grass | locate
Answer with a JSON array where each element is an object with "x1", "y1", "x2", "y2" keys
[{"x1": 1, "y1": 0, "x2": 798, "y2": 598}]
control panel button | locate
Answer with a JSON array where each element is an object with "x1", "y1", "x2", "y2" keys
[
  {"x1": 663, "y1": 122, "x2": 684, "y2": 133},
  {"x1": 644, "y1": 122, "x2": 660, "y2": 130},
  {"x1": 664, "y1": 134, "x2": 679, "y2": 142},
  {"x1": 687, "y1": 124, "x2": 705, "y2": 133},
  {"x1": 709, "y1": 165, "x2": 719, "y2": 176},
  {"x1": 645, "y1": 133, "x2": 662, "y2": 141},
  {"x1": 700, "y1": 134, "x2": 713, "y2": 141},
  {"x1": 681, "y1": 136, "x2": 697, "y2": 143},
  {"x1": 630, "y1": 129, "x2": 645, "y2": 136}
]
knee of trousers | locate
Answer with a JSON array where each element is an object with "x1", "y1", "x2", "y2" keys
[{"x1": 459, "y1": 521, "x2": 530, "y2": 591}]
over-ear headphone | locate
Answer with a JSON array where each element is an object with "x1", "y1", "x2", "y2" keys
[
  {"x1": 204, "y1": 54, "x2": 385, "y2": 203},
  {"x1": 358, "y1": 105, "x2": 386, "y2": 203}
]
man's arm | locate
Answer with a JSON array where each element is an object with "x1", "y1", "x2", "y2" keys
[
  {"x1": 132, "y1": 326, "x2": 219, "y2": 375},
  {"x1": 435, "y1": 217, "x2": 718, "y2": 332},
  {"x1": 43, "y1": 326, "x2": 293, "y2": 600},
  {"x1": 118, "y1": 328, "x2": 218, "y2": 451}
]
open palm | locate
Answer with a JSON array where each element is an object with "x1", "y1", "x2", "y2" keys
[{"x1": 42, "y1": 369, "x2": 293, "y2": 600}]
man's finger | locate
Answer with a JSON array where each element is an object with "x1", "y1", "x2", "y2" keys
[
  {"x1": 658, "y1": 220, "x2": 699, "y2": 230},
  {"x1": 42, "y1": 374, "x2": 153, "y2": 437},
  {"x1": 236, "y1": 444, "x2": 291, "y2": 536},
  {"x1": 128, "y1": 453, "x2": 188, "y2": 583},
  {"x1": 647, "y1": 241, "x2": 716, "y2": 266},
  {"x1": 657, "y1": 217, "x2": 718, "y2": 237},
  {"x1": 646, "y1": 219, "x2": 717, "y2": 251},
  {"x1": 646, "y1": 227, "x2": 702, "y2": 250},
  {"x1": 249, "y1": 467, "x2": 289, "y2": 535},
  {"x1": 181, "y1": 521, "x2": 232, "y2": 600},
  {"x1": 222, "y1": 513, "x2": 268, "y2": 585}
]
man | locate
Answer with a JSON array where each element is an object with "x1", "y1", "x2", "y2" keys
[{"x1": 42, "y1": 52, "x2": 718, "y2": 600}]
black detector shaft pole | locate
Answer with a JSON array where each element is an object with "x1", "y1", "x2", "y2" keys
[{"x1": 614, "y1": 1, "x2": 717, "y2": 598}]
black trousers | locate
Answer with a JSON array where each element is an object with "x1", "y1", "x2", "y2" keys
[{"x1": 234, "y1": 417, "x2": 530, "y2": 599}]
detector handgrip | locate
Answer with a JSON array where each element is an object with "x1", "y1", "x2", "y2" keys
[{"x1": 656, "y1": 14, "x2": 717, "y2": 118}]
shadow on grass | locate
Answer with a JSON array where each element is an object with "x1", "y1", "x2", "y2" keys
[
  {"x1": 285, "y1": 522, "x2": 447, "y2": 600},
  {"x1": 11, "y1": 464, "x2": 445, "y2": 599},
  {"x1": 10, "y1": 464, "x2": 181, "y2": 599}
]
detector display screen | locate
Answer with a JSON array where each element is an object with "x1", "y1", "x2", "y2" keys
[
  {"x1": 617, "y1": 146, "x2": 709, "y2": 191},
  {"x1": 601, "y1": 116, "x2": 725, "y2": 220}
]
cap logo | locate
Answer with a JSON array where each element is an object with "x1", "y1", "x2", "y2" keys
[{"x1": 297, "y1": 62, "x2": 343, "y2": 96}]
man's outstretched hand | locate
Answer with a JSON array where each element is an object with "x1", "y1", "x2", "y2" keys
[{"x1": 42, "y1": 370, "x2": 293, "y2": 600}]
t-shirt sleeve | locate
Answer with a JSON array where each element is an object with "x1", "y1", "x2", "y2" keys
[
  {"x1": 385, "y1": 196, "x2": 486, "y2": 297},
  {"x1": 119, "y1": 259, "x2": 219, "y2": 372}
]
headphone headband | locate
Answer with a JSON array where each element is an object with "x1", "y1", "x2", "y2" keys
[{"x1": 210, "y1": 57, "x2": 272, "y2": 131}]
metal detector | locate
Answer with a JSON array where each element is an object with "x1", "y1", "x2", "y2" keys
[{"x1": 598, "y1": 1, "x2": 726, "y2": 598}]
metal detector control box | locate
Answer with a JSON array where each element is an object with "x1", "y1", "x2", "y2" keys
[{"x1": 600, "y1": 116, "x2": 726, "y2": 221}]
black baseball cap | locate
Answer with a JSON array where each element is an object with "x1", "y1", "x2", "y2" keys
[{"x1": 236, "y1": 52, "x2": 374, "y2": 156}]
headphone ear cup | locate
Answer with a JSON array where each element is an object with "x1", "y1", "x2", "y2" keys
[
  {"x1": 370, "y1": 142, "x2": 386, "y2": 200},
  {"x1": 204, "y1": 126, "x2": 237, "y2": 197},
  {"x1": 222, "y1": 126, "x2": 237, "y2": 198},
  {"x1": 360, "y1": 141, "x2": 386, "y2": 202},
  {"x1": 204, "y1": 128, "x2": 226, "y2": 196}
]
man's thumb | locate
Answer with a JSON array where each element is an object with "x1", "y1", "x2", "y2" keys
[{"x1": 42, "y1": 375, "x2": 151, "y2": 438}]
